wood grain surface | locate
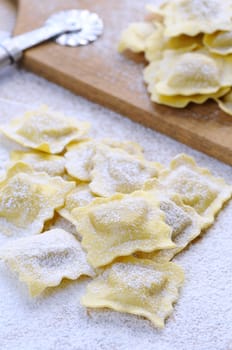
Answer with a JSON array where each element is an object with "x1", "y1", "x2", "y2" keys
[{"x1": 14, "y1": 0, "x2": 232, "y2": 165}]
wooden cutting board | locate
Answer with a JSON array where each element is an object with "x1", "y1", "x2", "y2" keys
[{"x1": 14, "y1": 0, "x2": 232, "y2": 165}]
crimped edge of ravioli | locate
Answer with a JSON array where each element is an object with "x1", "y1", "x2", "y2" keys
[
  {"x1": 0, "y1": 229, "x2": 95, "y2": 296},
  {"x1": 216, "y1": 90, "x2": 232, "y2": 116},
  {"x1": 203, "y1": 31, "x2": 232, "y2": 55},
  {"x1": 0, "y1": 106, "x2": 90, "y2": 154},
  {"x1": 159, "y1": 154, "x2": 232, "y2": 229},
  {"x1": 72, "y1": 192, "x2": 175, "y2": 268},
  {"x1": 81, "y1": 256, "x2": 185, "y2": 328}
]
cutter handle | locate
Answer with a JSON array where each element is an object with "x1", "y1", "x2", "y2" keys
[{"x1": 0, "y1": 23, "x2": 73, "y2": 69}]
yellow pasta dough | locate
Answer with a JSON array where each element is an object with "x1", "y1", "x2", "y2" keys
[
  {"x1": 0, "y1": 228, "x2": 94, "y2": 296},
  {"x1": 102, "y1": 139, "x2": 144, "y2": 158},
  {"x1": 158, "y1": 154, "x2": 232, "y2": 228},
  {"x1": 152, "y1": 0, "x2": 232, "y2": 38},
  {"x1": 154, "y1": 50, "x2": 232, "y2": 97},
  {"x1": 119, "y1": 1, "x2": 232, "y2": 114},
  {"x1": 118, "y1": 21, "x2": 155, "y2": 53},
  {"x1": 81, "y1": 257, "x2": 184, "y2": 328},
  {"x1": 216, "y1": 90, "x2": 232, "y2": 116},
  {"x1": 204, "y1": 31, "x2": 232, "y2": 55},
  {"x1": 0, "y1": 106, "x2": 90, "y2": 154},
  {"x1": 0, "y1": 162, "x2": 75, "y2": 236},
  {"x1": 89, "y1": 144, "x2": 160, "y2": 197},
  {"x1": 144, "y1": 61, "x2": 229, "y2": 107},
  {"x1": 58, "y1": 184, "x2": 96, "y2": 224},
  {"x1": 65, "y1": 140, "x2": 96, "y2": 182},
  {"x1": 118, "y1": 20, "x2": 202, "y2": 62},
  {"x1": 65, "y1": 139, "x2": 144, "y2": 182},
  {"x1": 145, "y1": 29, "x2": 202, "y2": 62},
  {"x1": 135, "y1": 179, "x2": 202, "y2": 261},
  {"x1": 72, "y1": 191, "x2": 175, "y2": 268},
  {"x1": 10, "y1": 150, "x2": 65, "y2": 176}
]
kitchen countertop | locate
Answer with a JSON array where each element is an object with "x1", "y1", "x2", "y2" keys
[{"x1": 0, "y1": 1, "x2": 231, "y2": 350}]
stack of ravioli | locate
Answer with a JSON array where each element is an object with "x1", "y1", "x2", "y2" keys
[
  {"x1": 0, "y1": 107, "x2": 231, "y2": 328},
  {"x1": 118, "y1": 0, "x2": 232, "y2": 115}
]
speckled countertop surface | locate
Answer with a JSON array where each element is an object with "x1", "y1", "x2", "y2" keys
[{"x1": 0, "y1": 2, "x2": 231, "y2": 350}]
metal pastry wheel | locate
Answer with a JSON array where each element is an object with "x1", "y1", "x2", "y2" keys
[{"x1": 0, "y1": 9, "x2": 104, "y2": 68}]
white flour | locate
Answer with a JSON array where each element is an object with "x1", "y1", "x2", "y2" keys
[{"x1": 0, "y1": 1, "x2": 232, "y2": 350}]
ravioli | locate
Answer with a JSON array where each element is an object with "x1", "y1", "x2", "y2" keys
[
  {"x1": 72, "y1": 191, "x2": 175, "y2": 268},
  {"x1": 10, "y1": 150, "x2": 65, "y2": 176},
  {"x1": 0, "y1": 162, "x2": 75, "y2": 236},
  {"x1": 58, "y1": 184, "x2": 96, "y2": 224},
  {"x1": 144, "y1": 61, "x2": 229, "y2": 107},
  {"x1": 0, "y1": 229, "x2": 94, "y2": 296},
  {"x1": 145, "y1": 23, "x2": 202, "y2": 62},
  {"x1": 81, "y1": 257, "x2": 184, "y2": 328},
  {"x1": 65, "y1": 139, "x2": 145, "y2": 182},
  {"x1": 158, "y1": 154, "x2": 232, "y2": 228},
  {"x1": 0, "y1": 106, "x2": 90, "y2": 154},
  {"x1": 89, "y1": 144, "x2": 160, "y2": 197},
  {"x1": 204, "y1": 31, "x2": 232, "y2": 55},
  {"x1": 119, "y1": 0, "x2": 232, "y2": 115},
  {"x1": 154, "y1": 50, "x2": 232, "y2": 97},
  {"x1": 118, "y1": 21, "x2": 202, "y2": 62},
  {"x1": 135, "y1": 179, "x2": 202, "y2": 261},
  {"x1": 152, "y1": 0, "x2": 232, "y2": 38},
  {"x1": 118, "y1": 21, "x2": 155, "y2": 53}
]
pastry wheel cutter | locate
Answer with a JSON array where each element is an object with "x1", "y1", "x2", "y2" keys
[{"x1": 0, "y1": 9, "x2": 104, "y2": 69}]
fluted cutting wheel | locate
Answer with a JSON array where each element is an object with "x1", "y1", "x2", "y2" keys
[{"x1": 45, "y1": 9, "x2": 104, "y2": 47}]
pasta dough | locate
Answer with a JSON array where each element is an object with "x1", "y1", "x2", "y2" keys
[
  {"x1": 119, "y1": 1, "x2": 232, "y2": 113},
  {"x1": 10, "y1": 150, "x2": 65, "y2": 176},
  {"x1": 204, "y1": 31, "x2": 232, "y2": 55},
  {"x1": 118, "y1": 20, "x2": 202, "y2": 62},
  {"x1": 145, "y1": 28, "x2": 202, "y2": 62},
  {"x1": 136, "y1": 179, "x2": 202, "y2": 261},
  {"x1": 144, "y1": 61, "x2": 229, "y2": 107},
  {"x1": 151, "y1": 0, "x2": 232, "y2": 38},
  {"x1": 1, "y1": 101, "x2": 231, "y2": 329},
  {"x1": 66, "y1": 141, "x2": 160, "y2": 197},
  {"x1": 65, "y1": 139, "x2": 145, "y2": 182},
  {"x1": 153, "y1": 50, "x2": 232, "y2": 97},
  {"x1": 158, "y1": 154, "x2": 232, "y2": 228},
  {"x1": 0, "y1": 228, "x2": 94, "y2": 296},
  {"x1": 58, "y1": 184, "x2": 96, "y2": 224},
  {"x1": 0, "y1": 162, "x2": 75, "y2": 236},
  {"x1": 118, "y1": 22, "x2": 155, "y2": 53},
  {"x1": 0, "y1": 106, "x2": 90, "y2": 154},
  {"x1": 216, "y1": 90, "x2": 232, "y2": 116},
  {"x1": 81, "y1": 257, "x2": 184, "y2": 328},
  {"x1": 89, "y1": 145, "x2": 160, "y2": 197},
  {"x1": 72, "y1": 191, "x2": 175, "y2": 268}
]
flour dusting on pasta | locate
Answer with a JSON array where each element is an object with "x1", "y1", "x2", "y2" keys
[
  {"x1": 119, "y1": 0, "x2": 232, "y2": 115},
  {"x1": 0, "y1": 106, "x2": 231, "y2": 329}
]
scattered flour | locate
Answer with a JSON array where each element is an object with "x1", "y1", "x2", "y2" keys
[{"x1": 0, "y1": 1, "x2": 231, "y2": 350}]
